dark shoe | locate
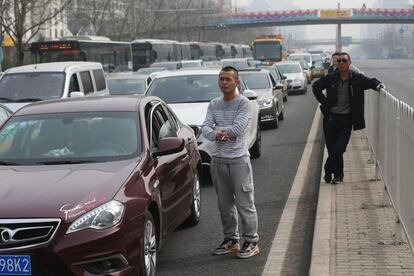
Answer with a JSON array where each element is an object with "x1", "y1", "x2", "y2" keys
[
  {"x1": 324, "y1": 173, "x2": 332, "y2": 183},
  {"x1": 331, "y1": 177, "x2": 343, "y2": 184},
  {"x1": 237, "y1": 241, "x2": 259, "y2": 259},
  {"x1": 213, "y1": 238, "x2": 240, "y2": 255}
]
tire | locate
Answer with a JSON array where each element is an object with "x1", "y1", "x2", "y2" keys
[
  {"x1": 278, "y1": 109, "x2": 284, "y2": 120},
  {"x1": 250, "y1": 122, "x2": 261, "y2": 158},
  {"x1": 270, "y1": 107, "x2": 279, "y2": 129},
  {"x1": 140, "y1": 211, "x2": 157, "y2": 276},
  {"x1": 184, "y1": 170, "x2": 201, "y2": 226}
]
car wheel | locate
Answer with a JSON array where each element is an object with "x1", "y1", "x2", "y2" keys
[
  {"x1": 278, "y1": 109, "x2": 284, "y2": 120},
  {"x1": 250, "y1": 122, "x2": 261, "y2": 158},
  {"x1": 140, "y1": 211, "x2": 157, "y2": 276},
  {"x1": 185, "y1": 170, "x2": 201, "y2": 226},
  {"x1": 270, "y1": 107, "x2": 279, "y2": 129}
]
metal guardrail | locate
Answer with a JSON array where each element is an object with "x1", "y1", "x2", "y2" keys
[{"x1": 365, "y1": 88, "x2": 414, "y2": 252}]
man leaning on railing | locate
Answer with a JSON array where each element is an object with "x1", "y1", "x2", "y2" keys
[{"x1": 312, "y1": 52, "x2": 385, "y2": 184}]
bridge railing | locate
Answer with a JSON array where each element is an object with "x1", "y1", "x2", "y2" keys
[{"x1": 365, "y1": 88, "x2": 414, "y2": 251}]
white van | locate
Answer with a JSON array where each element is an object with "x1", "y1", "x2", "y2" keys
[{"x1": 0, "y1": 62, "x2": 108, "y2": 111}]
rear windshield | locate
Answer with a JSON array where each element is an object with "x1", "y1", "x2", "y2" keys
[
  {"x1": 108, "y1": 78, "x2": 146, "y2": 95},
  {"x1": 0, "y1": 112, "x2": 140, "y2": 165},
  {"x1": 240, "y1": 73, "x2": 270, "y2": 90},
  {"x1": 146, "y1": 75, "x2": 221, "y2": 103},
  {"x1": 0, "y1": 72, "x2": 65, "y2": 101}
]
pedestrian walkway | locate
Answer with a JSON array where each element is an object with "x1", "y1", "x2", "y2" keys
[{"x1": 311, "y1": 131, "x2": 414, "y2": 275}]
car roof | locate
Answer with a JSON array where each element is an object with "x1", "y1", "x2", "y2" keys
[
  {"x1": 5, "y1": 62, "x2": 103, "y2": 73},
  {"x1": 153, "y1": 68, "x2": 221, "y2": 78},
  {"x1": 239, "y1": 68, "x2": 269, "y2": 74},
  {"x1": 276, "y1": 61, "x2": 302, "y2": 65},
  {"x1": 13, "y1": 96, "x2": 147, "y2": 116}
]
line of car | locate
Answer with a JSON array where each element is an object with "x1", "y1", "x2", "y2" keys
[{"x1": 0, "y1": 58, "x2": 317, "y2": 275}]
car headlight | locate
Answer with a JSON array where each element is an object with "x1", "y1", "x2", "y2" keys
[
  {"x1": 66, "y1": 200, "x2": 124, "y2": 234},
  {"x1": 258, "y1": 98, "x2": 273, "y2": 108}
]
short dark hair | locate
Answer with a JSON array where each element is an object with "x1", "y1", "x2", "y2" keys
[
  {"x1": 220, "y1": 66, "x2": 239, "y2": 80},
  {"x1": 338, "y1": 52, "x2": 351, "y2": 61},
  {"x1": 331, "y1": 52, "x2": 341, "y2": 58}
]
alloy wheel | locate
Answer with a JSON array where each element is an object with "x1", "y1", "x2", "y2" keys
[{"x1": 144, "y1": 219, "x2": 157, "y2": 276}]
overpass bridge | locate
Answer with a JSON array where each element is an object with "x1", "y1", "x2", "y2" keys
[
  {"x1": 201, "y1": 8, "x2": 414, "y2": 29},
  {"x1": 292, "y1": 38, "x2": 378, "y2": 47}
]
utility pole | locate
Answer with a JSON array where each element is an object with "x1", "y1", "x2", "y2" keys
[{"x1": 336, "y1": 3, "x2": 342, "y2": 52}]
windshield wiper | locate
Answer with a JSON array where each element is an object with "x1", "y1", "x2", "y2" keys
[
  {"x1": 0, "y1": 160, "x2": 20, "y2": 165},
  {"x1": 36, "y1": 160, "x2": 99, "y2": 165},
  {"x1": 0, "y1": 97, "x2": 14, "y2": 102},
  {"x1": 15, "y1": 98, "x2": 43, "y2": 102}
]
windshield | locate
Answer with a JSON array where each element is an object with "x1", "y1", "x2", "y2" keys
[
  {"x1": 221, "y1": 60, "x2": 249, "y2": 69},
  {"x1": 108, "y1": 78, "x2": 146, "y2": 95},
  {"x1": 277, "y1": 64, "x2": 302, "y2": 74},
  {"x1": 0, "y1": 72, "x2": 65, "y2": 101},
  {"x1": 137, "y1": 67, "x2": 164, "y2": 74},
  {"x1": 150, "y1": 63, "x2": 178, "y2": 70},
  {"x1": 240, "y1": 73, "x2": 270, "y2": 89},
  {"x1": 289, "y1": 55, "x2": 311, "y2": 63},
  {"x1": 254, "y1": 42, "x2": 282, "y2": 60},
  {"x1": 0, "y1": 112, "x2": 140, "y2": 165},
  {"x1": 181, "y1": 62, "x2": 201, "y2": 68},
  {"x1": 146, "y1": 75, "x2": 221, "y2": 103}
]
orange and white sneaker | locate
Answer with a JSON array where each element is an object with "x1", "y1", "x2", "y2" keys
[
  {"x1": 237, "y1": 241, "x2": 259, "y2": 259},
  {"x1": 212, "y1": 238, "x2": 240, "y2": 255}
]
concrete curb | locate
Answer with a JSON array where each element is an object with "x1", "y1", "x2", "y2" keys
[
  {"x1": 309, "y1": 146, "x2": 333, "y2": 276},
  {"x1": 262, "y1": 109, "x2": 321, "y2": 275}
]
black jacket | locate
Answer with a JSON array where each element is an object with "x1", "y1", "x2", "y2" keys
[{"x1": 312, "y1": 70, "x2": 381, "y2": 130}]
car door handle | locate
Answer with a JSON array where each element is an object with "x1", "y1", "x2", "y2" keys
[
  {"x1": 181, "y1": 154, "x2": 190, "y2": 163},
  {"x1": 153, "y1": 180, "x2": 160, "y2": 189}
]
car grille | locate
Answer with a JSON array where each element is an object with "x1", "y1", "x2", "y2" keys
[
  {"x1": 287, "y1": 80, "x2": 293, "y2": 84},
  {"x1": 0, "y1": 218, "x2": 61, "y2": 250}
]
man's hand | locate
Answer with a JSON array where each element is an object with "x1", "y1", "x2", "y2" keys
[
  {"x1": 376, "y1": 83, "x2": 385, "y2": 91},
  {"x1": 216, "y1": 130, "x2": 229, "y2": 141}
]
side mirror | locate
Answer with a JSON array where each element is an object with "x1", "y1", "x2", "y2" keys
[
  {"x1": 69, "y1": 91, "x2": 85, "y2": 98},
  {"x1": 275, "y1": 83, "x2": 284, "y2": 90},
  {"x1": 153, "y1": 137, "x2": 184, "y2": 158},
  {"x1": 281, "y1": 75, "x2": 287, "y2": 80},
  {"x1": 243, "y1": 89, "x2": 257, "y2": 100}
]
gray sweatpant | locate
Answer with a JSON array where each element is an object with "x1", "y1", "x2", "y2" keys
[{"x1": 210, "y1": 156, "x2": 259, "y2": 243}]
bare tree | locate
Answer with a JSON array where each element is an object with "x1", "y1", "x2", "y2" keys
[{"x1": 0, "y1": 0, "x2": 71, "y2": 65}]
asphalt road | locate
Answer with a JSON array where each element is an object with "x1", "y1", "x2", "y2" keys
[
  {"x1": 157, "y1": 87, "x2": 321, "y2": 276},
  {"x1": 354, "y1": 59, "x2": 414, "y2": 107}
]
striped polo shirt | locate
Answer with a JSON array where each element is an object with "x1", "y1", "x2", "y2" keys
[{"x1": 202, "y1": 94, "x2": 251, "y2": 159}]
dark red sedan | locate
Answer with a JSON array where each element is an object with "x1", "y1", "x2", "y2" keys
[{"x1": 0, "y1": 96, "x2": 201, "y2": 275}]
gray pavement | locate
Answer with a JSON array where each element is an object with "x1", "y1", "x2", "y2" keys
[{"x1": 311, "y1": 130, "x2": 414, "y2": 275}]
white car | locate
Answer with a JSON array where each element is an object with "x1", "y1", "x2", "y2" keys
[
  {"x1": 0, "y1": 62, "x2": 108, "y2": 112},
  {"x1": 276, "y1": 62, "x2": 308, "y2": 94},
  {"x1": 145, "y1": 69, "x2": 262, "y2": 169}
]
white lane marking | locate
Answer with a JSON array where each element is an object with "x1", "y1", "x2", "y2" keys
[{"x1": 262, "y1": 108, "x2": 322, "y2": 276}]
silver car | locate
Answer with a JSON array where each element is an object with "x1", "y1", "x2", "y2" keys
[
  {"x1": 240, "y1": 69, "x2": 285, "y2": 129},
  {"x1": 276, "y1": 62, "x2": 308, "y2": 94},
  {"x1": 145, "y1": 69, "x2": 262, "y2": 169}
]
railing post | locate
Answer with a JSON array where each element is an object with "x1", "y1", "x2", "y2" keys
[{"x1": 393, "y1": 112, "x2": 403, "y2": 244}]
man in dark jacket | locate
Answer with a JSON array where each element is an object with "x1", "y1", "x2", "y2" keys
[{"x1": 313, "y1": 52, "x2": 384, "y2": 184}]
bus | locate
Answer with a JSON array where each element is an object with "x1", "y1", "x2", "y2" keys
[
  {"x1": 131, "y1": 39, "x2": 179, "y2": 71},
  {"x1": 210, "y1": 43, "x2": 232, "y2": 60},
  {"x1": 252, "y1": 35, "x2": 284, "y2": 65},
  {"x1": 185, "y1": 42, "x2": 216, "y2": 61},
  {"x1": 30, "y1": 36, "x2": 131, "y2": 72}
]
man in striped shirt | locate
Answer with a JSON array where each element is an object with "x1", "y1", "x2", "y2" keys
[{"x1": 202, "y1": 66, "x2": 259, "y2": 259}]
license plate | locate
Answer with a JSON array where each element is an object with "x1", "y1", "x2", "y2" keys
[{"x1": 0, "y1": 255, "x2": 31, "y2": 275}]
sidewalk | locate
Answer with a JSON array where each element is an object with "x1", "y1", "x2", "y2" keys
[{"x1": 310, "y1": 130, "x2": 414, "y2": 276}]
